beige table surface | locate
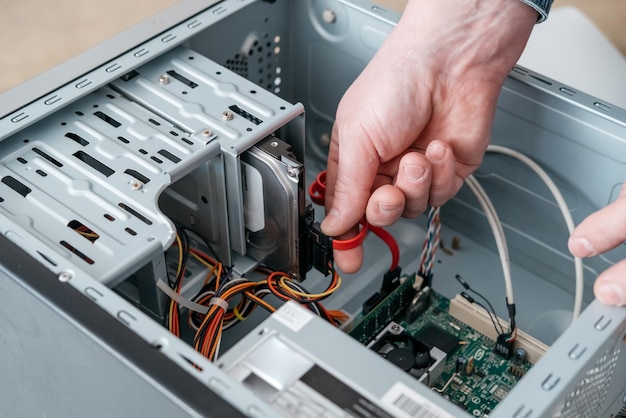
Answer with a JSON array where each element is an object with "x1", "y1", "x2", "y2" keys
[{"x1": 0, "y1": 0, "x2": 624, "y2": 94}]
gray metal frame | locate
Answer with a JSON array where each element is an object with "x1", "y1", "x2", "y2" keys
[{"x1": 0, "y1": 0, "x2": 624, "y2": 417}]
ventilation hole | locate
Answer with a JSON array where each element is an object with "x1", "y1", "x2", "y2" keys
[
  {"x1": 201, "y1": 196, "x2": 208, "y2": 204},
  {"x1": 23, "y1": 139, "x2": 29, "y2": 143},
  {"x1": 216, "y1": 71, "x2": 221, "y2": 75},
  {"x1": 250, "y1": 90, "x2": 257, "y2": 94},
  {"x1": 93, "y1": 104, "x2": 99, "y2": 108},
  {"x1": 188, "y1": 56, "x2": 194, "y2": 60},
  {"x1": 181, "y1": 138, "x2": 193, "y2": 146},
  {"x1": 148, "y1": 118, "x2": 161, "y2": 126},
  {"x1": 17, "y1": 157, "x2": 27, "y2": 164},
  {"x1": 158, "y1": 149, "x2": 181, "y2": 163},
  {"x1": 60, "y1": 240, "x2": 94, "y2": 265},
  {"x1": 94, "y1": 111, "x2": 121, "y2": 128},
  {"x1": 125, "y1": 227, "x2": 137, "y2": 236},
  {"x1": 119, "y1": 202, "x2": 153, "y2": 225},
  {"x1": 68, "y1": 220, "x2": 99, "y2": 243},
  {"x1": 169, "y1": 131, "x2": 179, "y2": 137},
  {"x1": 2, "y1": 176, "x2": 31, "y2": 197},
  {"x1": 37, "y1": 251, "x2": 57, "y2": 266},
  {"x1": 36, "y1": 170, "x2": 47, "y2": 177},
  {"x1": 75, "y1": 111, "x2": 84, "y2": 116},
  {"x1": 61, "y1": 122, "x2": 67, "y2": 126},
  {"x1": 280, "y1": 106, "x2": 286, "y2": 110},
  {"x1": 106, "y1": 94, "x2": 115, "y2": 99},
  {"x1": 124, "y1": 169, "x2": 151, "y2": 184},
  {"x1": 73, "y1": 151, "x2": 114, "y2": 177},
  {"x1": 139, "y1": 149, "x2": 148, "y2": 155},
  {"x1": 182, "y1": 91, "x2": 188, "y2": 95},
  {"x1": 117, "y1": 136, "x2": 130, "y2": 144},
  {"x1": 246, "y1": 128, "x2": 252, "y2": 132},
  {"x1": 179, "y1": 354, "x2": 204, "y2": 371},
  {"x1": 151, "y1": 156, "x2": 163, "y2": 164},
  {"x1": 66, "y1": 132, "x2": 89, "y2": 146},
  {"x1": 104, "y1": 214, "x2": 115, "y2": 221}
]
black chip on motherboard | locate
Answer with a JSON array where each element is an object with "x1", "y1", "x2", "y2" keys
[{"x1": 415, "y1": 324, "x2": 460, "y2": 355}]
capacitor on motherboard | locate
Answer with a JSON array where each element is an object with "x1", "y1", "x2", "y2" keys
[
  {"x1": 465, "y1": 356, "x2": 475, "y2": 376},
  {"x1": 514, "y1": 348, "x2": 527, "y2": 364},
  {"x1": 456, "y1": 356, "x2": 468, "y2": 374}
]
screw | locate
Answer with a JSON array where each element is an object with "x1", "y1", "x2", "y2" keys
[
  {"x1": 202, "y1": 129, "x2": 213, "y2": 137},
  {"x1": 131, "y1": 181, "x2": 143, "y2": 191},
  {"x1": 390, "y1": 323, "x2": 402, "y2": 334},
  {"x1": 222, "y1": 111, "x2": 234, "y2": 121},
  {"x1": 58, "y1": 272, "x2": 72, "y2": 282},
  {"x1": 158, "y1": 74, "x2": 170, "y2": 85},
  {"x1": 322, "y1": 9, "x2": 337, "y2": 24},
  {"x1": 288, "y1": 168, "x2": 298, "y2": 178},
  {"x1": 270, "y1": 141, "x2": 279, "y2": 148}
]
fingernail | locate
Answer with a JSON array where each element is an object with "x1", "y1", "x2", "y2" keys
[
  {"x1": 427, "y1": 143, "x2": 446, "y2": 162},
  {"x1": 596, "y1": 282, "x2": 626, "y2": 306},
  {"x1": 320, "y1": 208, "x2": 339, "y2": 233},
  {"x1": 568, "y1": 237, "x2": 595, "y2": 257},
  {"x1": 403, "y1": 164, "x2": 426, "y2": 182},
  {"x1": 377, "y1": 202, "x2": 402, "y2": 214}
]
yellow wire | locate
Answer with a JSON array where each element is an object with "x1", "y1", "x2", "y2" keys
[
  {"x1": 190, "y1": 251, "x2": 215, "y2": 270},
  {"x1": 232, "y1": 304, "x2": 246, "y2": 321},
  {"x1": 169, "y1": 233, "x2": 184, "y2": 334},
  {"x1": 278, "y1": 274, "x2": 341, "y2": 298}
]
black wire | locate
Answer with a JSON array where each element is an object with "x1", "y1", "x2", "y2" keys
[
  {"x1": 467, "y1": 288, "x2": 504, "y2": 334},
  {"x1": 175, "y1": 223, "x2": 224, "y2": 267},
  {"x1": 456, "y1": 274, "x2": 505, "y2": 334},
  {"x1": 461, "y1": 292, "x2": 505, "y2": 337}
]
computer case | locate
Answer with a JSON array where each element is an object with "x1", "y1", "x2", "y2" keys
[{"x1": 0, "y1": 1, "x2": 624, "y2": 417}]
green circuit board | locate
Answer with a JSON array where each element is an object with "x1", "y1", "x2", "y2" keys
[{"x1": 349, "y1": 287, "x2": 533, "y2": 416}]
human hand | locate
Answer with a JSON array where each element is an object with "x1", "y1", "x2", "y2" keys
[
  {"x1": 321, "y1": 0, "x2": 537, "y2": 272},
  {"x1": 568, "y1": 182, "x2": 626, "y2": 307}
]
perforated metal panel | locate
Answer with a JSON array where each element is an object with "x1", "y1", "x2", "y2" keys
[
  {"x1": 556, "y1": 347, "x2": 622, "y2": 417},
  {"x1": 0, "y1": 87, "x2": 220, "y2": 285}
]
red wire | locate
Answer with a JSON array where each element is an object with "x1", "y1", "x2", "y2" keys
[
  {"x1": 308, "y1": 170, "x2": 401, "y2": 270},
  {"x1": 332, "y1": 221, "x2": 369, "y2": 251},
  {"x1": 369, "y1": 225, "x2": 400, "y2": 271},
  {"x1": 308, "y1": 171, "x2": 326, "y2": 206}
]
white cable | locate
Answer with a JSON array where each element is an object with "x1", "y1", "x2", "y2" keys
[
  {"x1": 465, "y1": 175, "x2": 514, "y2": 305},
  {"x1": 486, "y1": 145, "x2": 583, "y2": 321}
]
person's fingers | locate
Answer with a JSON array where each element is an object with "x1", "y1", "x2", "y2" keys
[
  {"x1": 394, "y1": 152, "x2": 432, "y2": 218},
  {"x1": 425, "y1": 140, "x2": 463, "y2": 206},
  {"x1": 332, "y1": 226, "x2": 365, "y2": 274},
  {"x1": 593, "y1": 259, "x2": 626, "y2": 306},
  {"x1": 568, "y1": 182, "x2": 626, "y2": 257},
  {"x1": 321, "y1": 124, "x2": 378, "y2": 238},
  {"x1": 366, "y1": 184, "x2": 405, "y2": 227}
]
